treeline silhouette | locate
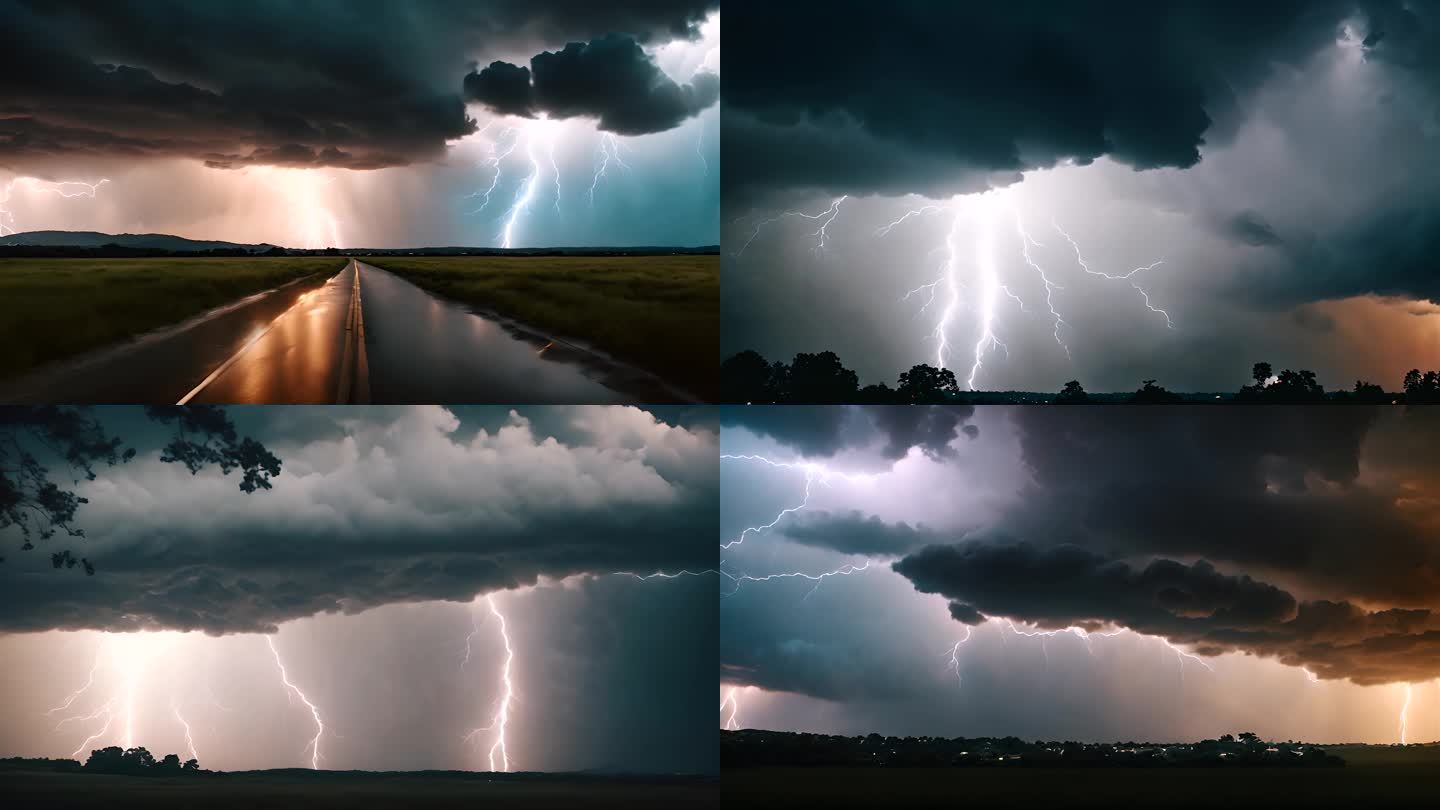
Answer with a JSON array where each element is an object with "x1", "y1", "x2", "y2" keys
[
  {"x1": 722, "y1": 730, "x2": 1345, "y2": 769},
  {"x1": 722, "y1": 349, "x2": 1440, "y2": 404},
  {"x1": 83, "y1": 746, "x2": 200, "y2": 775},
  {"x1": 0, "y1": 748, "x2": 204, "y2": 776}
]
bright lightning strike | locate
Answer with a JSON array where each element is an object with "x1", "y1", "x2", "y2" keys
[
  {"x1": 1051, "y1": 220, "x2": 1173, "y2": 329},
  {"x1": 1, "y1": 177, "x2": 110, "y2": 236},
  {"x1": 463, "y1": 595, "x2": 515, "y2": 773},
  {"x1": 265, "y1": 636, "x2": 325, "y2": 770},
  {"x1": 588, "y1": 132, "x2": 631, "y2": 207},
  {"x1": 501, "y1": 129, "x2": 545, "y2": 250},
  {"x1": 734, "y1": 196, "x2": 848, "y2": 257},
  {"x1": 1400, "y1": 683, "x2": 1412, "y2": 744},
  {"x1": 171, "y1": 699, "x2": 199, "y2": 762},
  {"x1": 719, "y1": 560, "x2": 872, "y2": 598},
  {"x1": 721, "y1": 686, "x2": 743, "y2": 731}
]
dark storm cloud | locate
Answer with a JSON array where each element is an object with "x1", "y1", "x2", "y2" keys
[
  {"x1": 781, "y1": 511, "x2": 946, "y2": 557},
  {"x1": 721, "y1": 405, "x2": 977, "y2": 461},
  {"x1": 464, "y1": 34, "x2": 719, "y2": 135},
  {"x1": 0, "y1": 406, "x2": 717, "y2": 635},
  {"x1": 0, "y1": 0, "x2": 717, "y2": 170},
  {"x1": 1003, "y1": 407, "x2": 1440, "y2": 606},
  {"x1": 723, "y1": 0, "x2": 1356, "y2": 201},
  {"x1": 1220, "y1": 210, "x2": 1284, "y2": 246},
  {"x1": 894, "y1": 538, "x2": 1440, "y2": 685}
]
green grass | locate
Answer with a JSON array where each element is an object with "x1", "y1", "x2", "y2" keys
[
  {"x1": 0, "y1": 257, "x2": 346, "y2": 381},
  {"x1": 363, "y1": 256, "x2": 718, "y2": 400}
]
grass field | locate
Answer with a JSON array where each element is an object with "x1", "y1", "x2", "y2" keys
[
  {"x1": 724, "y1": 753, "x2": 1440, "y2": 806},
  {"x1": 2, "y1": 769, "x2": 718, "y2": 809},
  {"x1": 0, "y1": 257, "x2": 346, "y2": 381},
  {"x1": 362, "y1": 256, "x2": 718, "y2": 400}
]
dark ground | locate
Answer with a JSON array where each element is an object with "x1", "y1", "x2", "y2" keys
[
  {"x1": 723, "y1": 746, "x2": 1440, "y2": 807},
  {"x1": 2, "y1": 768, "x2": 718, "y2": 809}
]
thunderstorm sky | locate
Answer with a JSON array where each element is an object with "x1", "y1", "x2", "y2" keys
[
  {"x1": 720, "y1": 405, "x2": 1440, "y2": 744},
  {"x1": 722, "y1": 0, "x2": 1440, "y2": 392},
  {"x1": 0, "y1": 405, "x2": 717, "y2": 774},
  {"x1": 0, "y1": 1, "x2": 719, "y2": 249}
]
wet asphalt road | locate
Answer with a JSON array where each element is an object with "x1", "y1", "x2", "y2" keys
[{"x1": 3, "y1": 259, "x2": 684, "y2": 404}]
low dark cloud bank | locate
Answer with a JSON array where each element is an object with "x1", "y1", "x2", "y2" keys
[
  {"x1": 722, "y1": 0, "x2": 1425, "y2": 202},
  {"x1": 0, "y1": 406, "x2": 717, "y2": 635},
  {"x1": 464, "y1": 34, "x2": 719, "y2": 135},
  {"x1": 721, "y1": 404, "x2": 977, "y2": 461},
  {"x1": 0, "y1": 0, "x2": 718, "y2": 171},
  {"x1": 895, "y1": 538, "x2": 1440, "y2": 686}
]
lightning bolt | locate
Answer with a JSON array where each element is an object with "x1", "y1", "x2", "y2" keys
[
  {"x1": 721, "y1": 686, "x2": 743, "y2": 731},
  {"x1": 734, "y1": 196, "x2": 847, "y2": 257},
  {"x1": 1, "y1": 177, "x2": 110, "y2": 236},
  {"x1": 171, "y1": 698, "x2": 199, "y2": 763},
  {"x1": 944, "y1": 626, "x2": 975, "y2": 688},
  {"x1": 467, "y1": 127, "x2": 520, "y2": 215},
  {"x1": 588, "y1": 133, "x2": 631, "y2": 207},
  {"x1": 501, "y1": 130, "x2": 544, "y2": 250},
  {"x1": 265, "y1": 636, "x2": 325, "y2": 770},
  {"x1": 1400, "y1": 683, "x2": 1412, "y2": 744},
  {"x1": 1051, "y1": 219, "x2": 1173, "y2": 329},
  {"x1": 696, "y1": 126, "x2": 708, "y2": 178},
  {"x1": 719, "y1": 560, "x2": 872, "y2": 598},
  {"x1": 464, "y1": 595, "x2": 515, "y2": 772}
]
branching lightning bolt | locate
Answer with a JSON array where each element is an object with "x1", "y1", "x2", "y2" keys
[
  {"x1": 588, "y1": 133, "x2": 631, "y2": 207},
  {"x1": 1, "y1": 177, "x2": 110, "y2": 236},
  {"x1": 721, "y1": 686, "x2": 742, "y2": 731},
  {"x1": 266, "y1": 636, "x2": 325, "y2": 770},
  {"x1": 463, "y1": 595, "x2": 515, "y2": 773},
  {"x1": 734, "y1": 197, "x2": 847, "y2": 257},
  {"x1": 172, "y1": 698, "x2": 199, "y2": 762},
  {"x1": 467, "y1": 128, "x2": 519, "y2": 215},
  {"x1": 1051, "y1": 219, "x2": 1173, "y2": 329}
]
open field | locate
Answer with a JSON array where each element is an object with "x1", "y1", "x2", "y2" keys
[
  {"x1": 362, "y1": 255, "x2": 718, "y2": 401},
  {"x1": 0, "y1": 257, "x2": 346, "y2": 381},
  {"x1": 723, "y1": 751, "x2": 1440, "y2": 807},
  {"x1": 2, "y1": 768, "x2": 718, "y2": 809}
]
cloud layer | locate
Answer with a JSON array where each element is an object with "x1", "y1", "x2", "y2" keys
[
  {"x1": 0, "y1": 0, "x2": 719, "y2": 171},
  {"x1": 0, "y1": 406, "x2": 717, "y2": 635},
  {"x1": 465, "y1": 34, "x2": 719, "y2": 134}
]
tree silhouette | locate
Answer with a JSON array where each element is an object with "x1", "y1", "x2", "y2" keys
[
  {"x1": 1129, "y1": 380, "x2": 1181, "y2": 403},
  {"x1": 1235, "y1": 362, "x2": 1325, "y2": 403},
  {"x1": 1, "y1": 406, "x2": 281, "y2": 571},
  {"x1": 1252, "y1": 362, "x2": 1273, "y2": 386},
  {"x1": 83, "y1": 745, "x2": 199, "y2": 775},
  {"x1": 1404, "y1": 368, "x2": 1440, "y2": 404},
  {"x1": 720, "y1": 350, "x2": 775, "y2": 403},
  {"x1": 1238, "y1": 732, "x2": 1259, "y2": 745},
  {"x1": 783, "y1": 351, "x2": 859, "y2": 402},
  {"x1": 895, "y1": 364, "x2": 961, "y2": 403},
  {"x1": 1350, "y1": 380, "x2": 1388, "y2": 403},
  {"x1": 1054, "y1": 380, "x2": 1089, "y2": 403}
]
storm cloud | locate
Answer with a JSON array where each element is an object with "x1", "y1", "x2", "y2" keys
[
  {"x1": 0, "y1": 406, "x2": 717, "y2": 635},
  {"x1": 0, "y1": 0, "x2": 719, "y2": 171},
  {"x1": 464, "y1": 34, "x2": 719, "y2": 135},
  {"x1": 895, "y1": 538, "x2": 1440, "y2": 686},
  {"x1": 721, "y1": 404, "x2": 977, "y2": 462}
]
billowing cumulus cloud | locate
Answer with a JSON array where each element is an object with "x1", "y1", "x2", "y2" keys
[
  {"x1": 0, "y1": 0, "x2": 719, "y2": 172},
  {"x1": 464, "y1": 34, "x2": 719, "y2": 135},
  {"x1": 0, "y1": 405, "x2": 716, "y2": 635}
]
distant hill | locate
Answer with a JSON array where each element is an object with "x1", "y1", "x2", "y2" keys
[
  {"x1": 0, "y1": 231, "x2": 719, "y2": 258},
  {"x1": 0, "y1": 230, "x2": 275, "y2": 252}
]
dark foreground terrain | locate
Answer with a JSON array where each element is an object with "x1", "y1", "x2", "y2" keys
[
  {"x1": 2, "y1": 767, "x2": 718, "y2": 809},
  {"x1": 724, "y1": 745, "x2": 1440, "y2": 807}
]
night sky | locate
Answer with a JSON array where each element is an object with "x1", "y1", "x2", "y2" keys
[
  {"x1": 721, "y1": 405, "x2": 1440, "y2": 744},
  {"x1": 721, "y1": 0, "x2": 1440, "y2": 391},
  {"x1": 0, "y1": 0, "x2": 719, "y2": 248},
  {"x1": 0, "y1": 406, "x2": 717, "y2": 773}
]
